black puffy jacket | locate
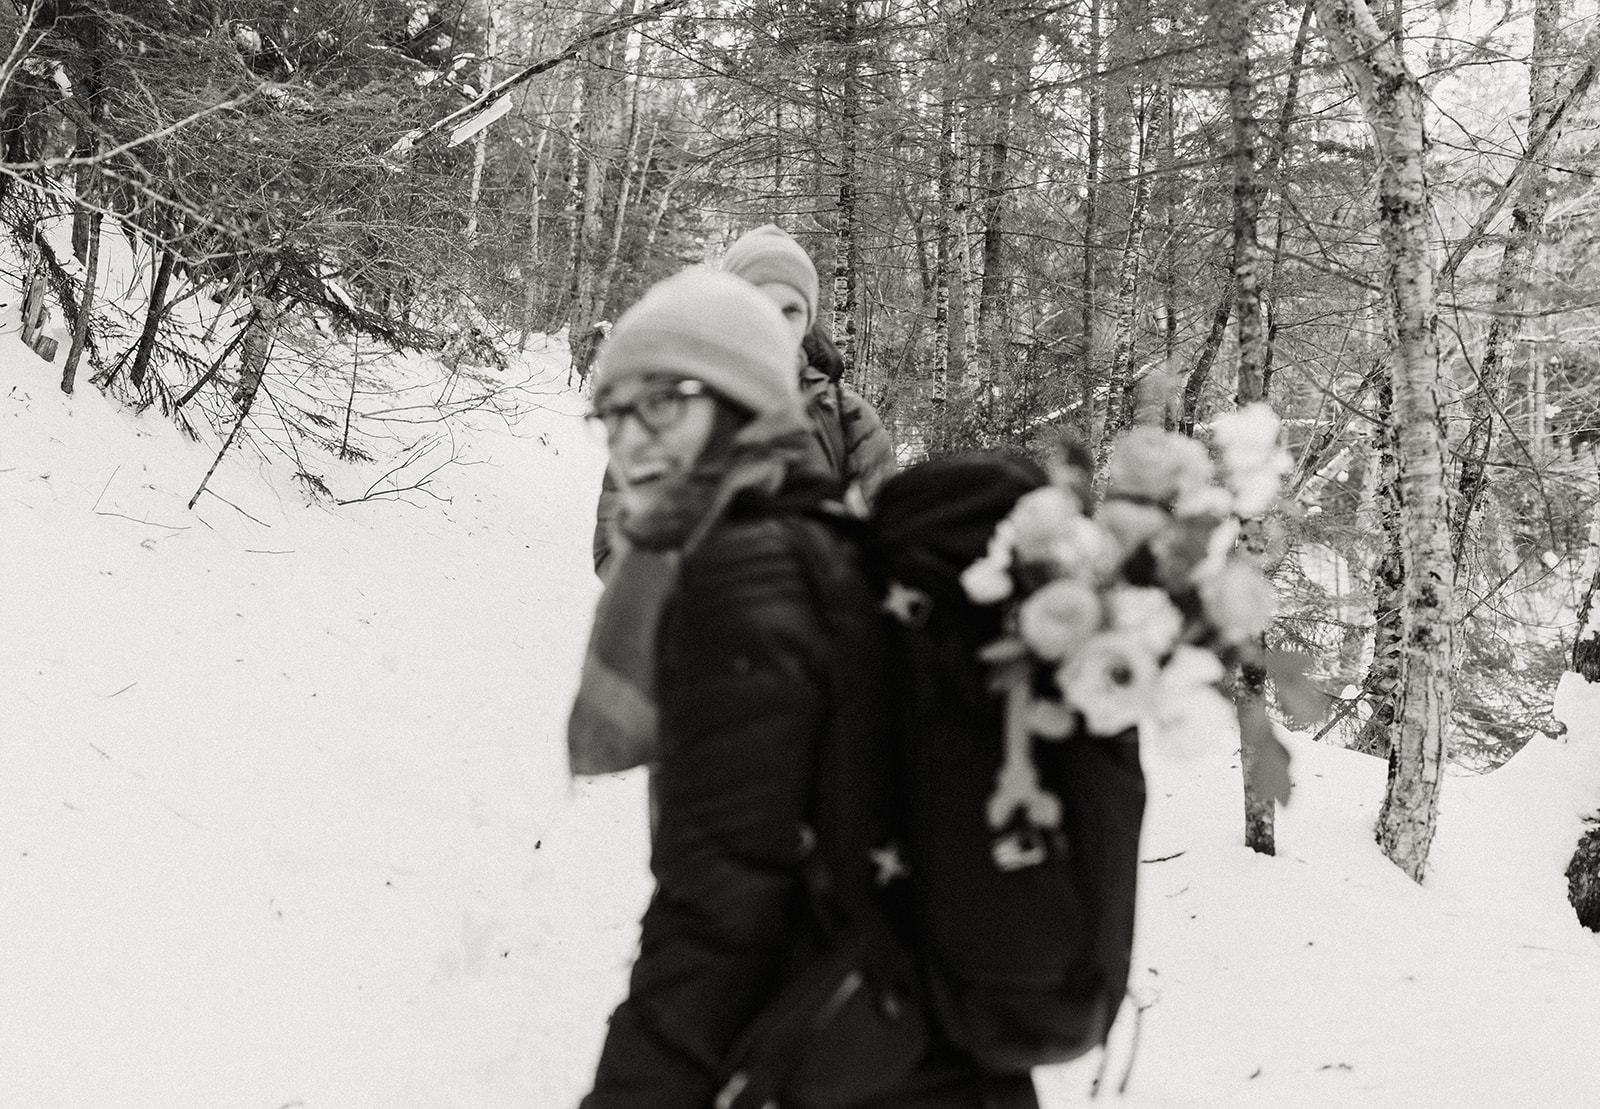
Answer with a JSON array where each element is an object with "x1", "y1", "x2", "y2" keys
[{"x1": 579, "y1": 485, "x2": 1036, "y2": 1109}]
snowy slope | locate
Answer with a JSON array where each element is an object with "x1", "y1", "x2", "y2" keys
[
  {"x1": 2, "y1": 331, "x2": 648, "y2": 1108},
  {"x1": 4, "y1": 313, "x2": 1600, "y2": 1109}
]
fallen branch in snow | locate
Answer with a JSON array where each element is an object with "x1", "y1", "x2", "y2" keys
[
  {"x1": 1309, "y1": 691, "x2": 1367, "y2": 746},
  {"x1": 88, "y1": 464, "x2": 187, "y2": 527},
  {"x1": 193, "y1": 487, "x2": 270, "y2": 527},
  {"x1": 187, "y1": 405, "x2": 251, "y2": 510},
  {"x1": 91, "y1": 466, "x2": 120, "y2": 511},
  {"x1": 336, "y1": 477, "x2": 449, "y2": 506},
  {"x1": 336, "y1": 435, "x2": 459, "y2": 507},
  {"x1": 93, "y1": 508, "x2": 189, "y2": 530}
]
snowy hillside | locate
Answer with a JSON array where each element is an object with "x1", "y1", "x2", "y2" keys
[{"x1": 4, "y1": 316, "x2": 1600, "y2": 1108}]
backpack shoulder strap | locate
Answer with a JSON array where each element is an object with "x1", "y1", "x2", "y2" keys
[{"x1": 802, "y1": 375, "x2": 851, "y2": 485}]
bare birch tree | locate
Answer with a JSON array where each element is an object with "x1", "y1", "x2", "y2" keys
[{"x1": 1315, "y1": 0, "x2": 1455, "y2": 881}]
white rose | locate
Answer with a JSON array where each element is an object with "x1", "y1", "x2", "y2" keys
[
  {"x1": 1009, "y1": 486, "x2": 1085, "y2": 564},
  {"x1": 960, "y1": 552, "x2": 1014, "y2": 605},
  {"x1": 1197, "y1": 558, "x2": 1277, "y2": 645},
  {"x1": 1106, "y1": 585, "x2": 1185, "y2": 656},
  {"x1": 1018, "y1": 578, "x2": 1103, "y2": 661},
  {"x1": 1211, "y1": 402, "x2": 1282, "y2": 468}
]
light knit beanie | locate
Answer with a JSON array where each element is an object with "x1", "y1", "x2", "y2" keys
[
  {"x1": 721, "y1": 224, "x2": 819, "y2": 328},
  {"x1": 594, "y1": 269, "x2": 801, "y2": 420}
]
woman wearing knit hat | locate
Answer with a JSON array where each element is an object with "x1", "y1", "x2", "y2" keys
[
  {"x1": 570, "y1": 270, "x2": 1036, "y2": 1109},
  {"x1": 721, "y1": 224, "x2": 897, "y2": 508},
  {"x1": 590, "y1": 225, "x2": 898, "y2": 579}
]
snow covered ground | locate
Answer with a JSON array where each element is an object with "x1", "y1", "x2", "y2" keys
[{"x1": 4, "y1": 314, "x2": 1600, "y2": 1108}]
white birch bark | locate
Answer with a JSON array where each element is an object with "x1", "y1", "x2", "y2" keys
[
  {"x1": 464, "y1": 4, "x2": 498, "y2": 243},
  {"x1": 1315, "y1": 0, "x2": 1455, "y2": 882}
]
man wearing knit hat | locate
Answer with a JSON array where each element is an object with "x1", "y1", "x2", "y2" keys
[{"x1": 591, "y1": 226, "x2": 897, "y2": 577}]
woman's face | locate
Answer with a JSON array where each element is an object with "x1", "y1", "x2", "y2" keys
[
  {"x1": 755, "y1": 281, "x2": 810, "y2": 347},
  {"x1": 597, "y1": 376, "x2": 717, "y2": 518}
]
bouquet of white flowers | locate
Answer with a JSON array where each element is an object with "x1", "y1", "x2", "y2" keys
[{"x1": 960, "y1": 404, "x2": 1320, "y2": 830}]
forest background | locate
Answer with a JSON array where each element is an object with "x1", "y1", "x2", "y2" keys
[{"x1": 2, "y1": 0, "x2": 1599, "y2": 893}]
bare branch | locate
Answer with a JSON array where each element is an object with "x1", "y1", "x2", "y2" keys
[
  {"x1": 394, "y1": 0, "x2": 689, "y2": 152},
  {"x1": 1438, "y1": 25, "x2": 1600, "y2": 281},
  {"x1": 1, "y1": 90, "x2": 261, "y2": 173}
]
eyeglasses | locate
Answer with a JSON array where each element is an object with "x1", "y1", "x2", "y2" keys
[{"x1": 587, "y1": 378, "x2": 708, "y2": 438}]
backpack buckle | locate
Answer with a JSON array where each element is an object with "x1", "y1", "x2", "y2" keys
[
  {"x1": 882, "y1": 580, "x2": 932, "y2": 628},
  {"x1": 715, "y1": 1073, "x2": 751, "y2": 1109}
]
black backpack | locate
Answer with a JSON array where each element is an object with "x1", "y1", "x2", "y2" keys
[
  {"x1": 715, "y1": 456, "x2": 1146, "y2": 1106},
  {"x1": 863, "y1": 452, "x2": 1147, "y2": 1073}
]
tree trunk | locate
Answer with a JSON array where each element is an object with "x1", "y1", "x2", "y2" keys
[
  {"x1": 129, "y1": 241, "x2": 178, "y2": 392},
  {"x1": 340, "y1": 334, "x2": 361, "y2": 461},
  {"x1": 1215, "y1": 0, "x2": 1274, "y2": 855},
  {"x1": 832, "y1": 0, "x2": 862, "y2": 387},
  {"x1": 1101, "y1": 87, "x2": 1155, "y2": 455},
  {"x1": 1316, "y1": 0, "x2": 1455, "y2": 883},
  {"x1": 1259, "y1": 0, "x2": 1317, "y2": 401},
  {"x1": 1575, "y1": 543, "x2": 1600, "y2": 682},
  {"x1": 1179, "y1": 284, "x2": 1232, "y2": 435},
  {"x1": 1451, "y1": 0, "x2": 1561, "y2": 565},
  {"x1": 587, "y1": 0, "x2": 641, "y2": 323},
  {"x1": 1222, "y1": 17, "x2": 1264, "y2": 407},
  {"x1": 60, "y1": 211, "x2": 101, "y2": 396},
  {"x1": 952, "y1": 104, "x2": 978, "y2": 396},
  {"x1": 1077, "y1": 0, "x2": 1103, "y2": 446},
  {"x1": 593, "y1": 67, "x2": 652, "y2": 325},
  {"x1": 1566, "y1": 461, "x2": 1600, "y2": 932},
  {"x1": 976, "y1": 58, "x2": 1018, "y2": 404},
  {"x1": 70, "y1": 126, "x2": 95, "y2": 263},
  {"x1": 934, "y1": 90, "x2": 955, "y2": 412},
  {"x1": 562, "y1": 79, "x2": 587, "y2": 329},
  {"x1": 520, "y1": 130, "x2": 550, "y2": 349},
  {"x1": 1158, "y1": 82, "x2": 1178, "y2": 381},
  {"x1": 464, "y1": 3, "x2": 499, "y2": 242},
  {"x1": 1352, "y1": 376, "x2": 1404, "y2": 757},
  {"x1": 0, "y1": 63, "x2": 41, "y2": 204},
  {"x1": 773, "y1": 98, "x2": 786, "y2": 220}
]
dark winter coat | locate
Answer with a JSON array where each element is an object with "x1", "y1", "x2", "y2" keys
[
  {"x1": 579, "y1": 479, "x2": 1036, "y2": 1109},
  {"x1": 591, "y1": 343, "x2": 898, "y2": 579},
  {"x1": 800, "y1": 364, "x2": 898, "y2": 511},
  {"x1": 799, "y1": 323, "x2": 898, "y2": 509}
]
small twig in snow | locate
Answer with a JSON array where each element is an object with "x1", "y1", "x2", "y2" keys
[
  {"x1": 91, "y1": 466, "x2": 121, "y2": 512},
  {"x1": 1118, "y1": 993, "x2": 1156, "y2": 1094},
  {"x1": 94, "y1": 509, "x2": 189, "y2": 530},
  {"x1": 196, "y1": 488, "x2": 271, "y2": 527}
]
